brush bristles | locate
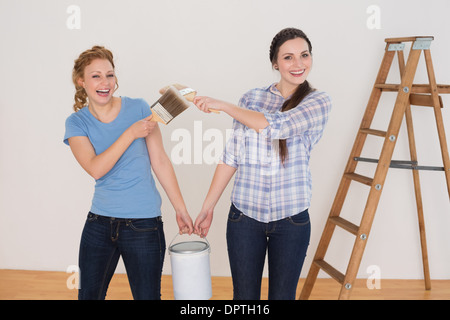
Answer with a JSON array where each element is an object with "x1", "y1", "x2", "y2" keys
[{"x1": 151, "y1": 86, "x2": 190, "y2": 124}]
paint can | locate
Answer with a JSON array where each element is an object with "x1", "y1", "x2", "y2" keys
[{"x1": 169, "y1": 234, "x2": 212, "y2": 300}]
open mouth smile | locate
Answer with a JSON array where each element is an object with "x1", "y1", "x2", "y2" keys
[
  {"x1": 96, "y1": 89, "x2": 110, "y2": 97},
  {"x1": 290, "y1": 70, "x2": 305, "y2": 77}
]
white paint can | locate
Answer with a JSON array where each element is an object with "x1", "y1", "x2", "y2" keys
[{"x1": 169, "y1": 235, "x2": 212, "y2": 300}]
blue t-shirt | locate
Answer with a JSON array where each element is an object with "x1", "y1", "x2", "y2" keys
[{"x1": 63, "y1": 96, "x2": 162, "y2": 218}]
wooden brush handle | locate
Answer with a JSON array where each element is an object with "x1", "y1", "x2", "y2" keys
[
  {"x1": 150, "y1": 112, "x2": 165, "y2": 124},
  {"x1": 159, "y1": 83, "x2": 220, "y2": 113}
]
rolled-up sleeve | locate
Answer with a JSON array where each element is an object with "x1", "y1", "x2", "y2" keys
[{"x1": 263, "y1": 91, "x2": 332, "y2": 140}]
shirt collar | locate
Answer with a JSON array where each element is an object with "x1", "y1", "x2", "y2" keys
[
  {"x1": 268, "y1": 83, "x2": 282, "y2": 96},
  {"x1": 268, "y1": 83, "x2": 292, "y2": 99}
]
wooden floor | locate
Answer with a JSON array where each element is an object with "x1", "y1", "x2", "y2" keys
[{"x1": 0, "y1": 269, "x2": 448, "y2": 300}]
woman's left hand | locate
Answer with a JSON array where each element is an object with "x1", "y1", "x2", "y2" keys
[{"x1": 194, "y1": 207, "x2": 214, "y2": 238}]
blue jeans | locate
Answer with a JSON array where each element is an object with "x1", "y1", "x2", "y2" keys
[
  {"x1": 78, "y1": 213, "x2": 166, "y2": 300},
  {"x1": 226, "y1": 204, "x2": 310, "y2": 300}
]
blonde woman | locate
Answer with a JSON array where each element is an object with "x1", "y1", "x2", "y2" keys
[{"x1": 64, "y1": 46, "x2": 193, "y2": 300}]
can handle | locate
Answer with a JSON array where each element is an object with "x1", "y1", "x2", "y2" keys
[{"x1": 169, "y1": 233, "x2": 210, "y2": 250}]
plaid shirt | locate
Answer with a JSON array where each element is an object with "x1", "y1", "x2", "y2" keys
[{"x1": 222, "y1": 83, "x2": 332, "y2": 222}]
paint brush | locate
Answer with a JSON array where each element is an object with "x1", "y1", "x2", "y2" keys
[
  {"x1": 150, "y1": 86, "x2": 191, "y2": 125},
  {"x1": 159, "y1": 83, "x2": 220, "y2": 113}
]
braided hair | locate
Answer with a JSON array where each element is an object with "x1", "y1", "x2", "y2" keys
[{"x1": 269, "y1": 28, "x2": 315, "y2": 164}]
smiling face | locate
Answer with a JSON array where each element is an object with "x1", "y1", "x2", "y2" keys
[
  {"x1": 77, "y1": 58, "x2": 116, "y2": 108},
  {"x1": 273, "y1": 37, "x2": 312, "y2": 96}
]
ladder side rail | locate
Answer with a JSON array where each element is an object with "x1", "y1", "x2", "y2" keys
[
  {"x1": 423, "y1": 50, "x2": 450, "y2": 196},
  {"x1": 398, "y1": 49, "x2": 432, "y2": 290},
  {"x1": 298, "y1": 44, "x2": 397, "y2": 300},
  {"x1": 338, "y1": 47, "x2": 423, "y2": 300}
]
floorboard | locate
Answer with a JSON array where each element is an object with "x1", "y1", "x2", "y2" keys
[{"x1": 0, "y1": 269, "x2": 448, "y2": 300}]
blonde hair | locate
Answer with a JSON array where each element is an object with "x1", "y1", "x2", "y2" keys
[{"x1": 71, "y1": 46, "x2": 118, "y2": 112}]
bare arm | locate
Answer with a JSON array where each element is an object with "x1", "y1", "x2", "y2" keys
[
  {"x1": 194, "y1": 162, "x2": 237, "y2": 237},
  {"x1": 193, "y1": 96, "x2": 269, "y2": 132},
  {"x1": 146, "y1": 124, "x2": 194, "y2": 234},
  {"x1": 194, "y1": 92, "x2": 332, "y2": 140},
  {"x1": 68, "y1": 115, "x2": 154, "y2": 180}
]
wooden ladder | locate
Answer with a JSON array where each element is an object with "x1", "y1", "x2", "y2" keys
[{"x1": 299, "y1": 36, "x2": 450, "y2": 300}]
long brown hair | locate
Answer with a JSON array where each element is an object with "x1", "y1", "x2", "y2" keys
[
  {"x1": 72, "y1": 46, "x2": 118, "y2": 112},
  {"x1": 269, "y1": 28, "x2": 314, "y2": 163}
]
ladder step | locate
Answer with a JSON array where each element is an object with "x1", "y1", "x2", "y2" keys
[
  {"x1": 354, "y1": 157, "x2": 445, "y2": 171},
  {"x1": 409, "y1": 93, "x2": 443, "y2": 108},
  {"x1": 344, "y1": 173, "x2": 373, "y2": 186},
  {"x1": 360, "y1": 128, "x2": 387, "y2": 137},
  {"x1": 314, "y1": 260, "x2": 344, "y2": 284},
  {"x1": 329, "y1": 217, "x2": 359, "y2": 235},
  {"x1": 374, "y1": 83, "x2": 450, "y2": 94},
  {"x1": 385, "y1": 36, "x2": 434, "y2": 43}
]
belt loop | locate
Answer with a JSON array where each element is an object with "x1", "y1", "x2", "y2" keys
[{"x1": 110, "y1": 220, "x2": 120, "y2": 242}]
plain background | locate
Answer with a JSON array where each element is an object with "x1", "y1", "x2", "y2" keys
[{"x1": 1, "y1": 0, "x2": 449, "y2": 282}]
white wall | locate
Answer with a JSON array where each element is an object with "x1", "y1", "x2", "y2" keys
[{"x1": 1, "y1": 0, "x2": 449, "y2": 281}]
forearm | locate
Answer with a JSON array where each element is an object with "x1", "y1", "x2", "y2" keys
[
  {"x1": 202, "y1": 162, "x2": 237, "y2": 210},
  {"x1": 151, "y1": 154, "x2": 187, "y2": 213},
  {"x1": 69, "y1": 115, "x2": 154, "y2": 180},
  {"x1": 69, "y1": 128, "x2": 136, "y2": 180},
  {"x1": 220, "y1": 101, "x2": 269, "y2": 132},
  {"x1": 194, "y1": 96, "x2": 269, "y2": 132},
  {"x1": 92, "y1": 129, "x2": 136, "y2": 178}
]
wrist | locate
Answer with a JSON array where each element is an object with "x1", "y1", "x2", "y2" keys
[
  {"x1": 124, "y1": 126, "x2": 137, "y2": 141},
  {"x1": 201, "y1": 202, "x2": 215, "y2": 215},
  {"x1": 221, "y1": 101, "x2": 235, "y2": 114},
  {"x1": 175, "y1": 206, "x2": 188, "y2": 216}
]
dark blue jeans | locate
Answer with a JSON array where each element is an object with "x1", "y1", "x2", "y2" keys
[
  {"x1": 226, "y1": 204, "x2": 310, "y2": 300},
  {"x1": 78, "y1": 213, "x2": 166, "y2": 300}
]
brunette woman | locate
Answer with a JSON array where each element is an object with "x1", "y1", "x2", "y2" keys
[{"x1": 193, "y1": 28, "x2": 332, "y2": 300}]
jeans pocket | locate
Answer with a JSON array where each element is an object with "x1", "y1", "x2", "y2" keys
[
  {"x1": 228, "y1": 205, "x2": 244, "y2": 222},
  {"x1": 287, "y1": 209, "x2": 310, "y2": 226},
  {"x1": 128, "y1": 218, "x2": 159, "y2": 232},
  {"x1": 87, "y1": 212, "x2": 98, "y2": 222}
]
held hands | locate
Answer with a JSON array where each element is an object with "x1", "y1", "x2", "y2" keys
[{"x1": 129, "y1": 115, "x2": 156, "y2": 139}]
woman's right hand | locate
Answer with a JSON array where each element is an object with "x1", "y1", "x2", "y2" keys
[
  {"x1": 194, "y1": 207, "x2": 214, "y2": 238},
  {"x1": 129, "y1": 115, "x2": 156, "y2": 139},
  {"x1": 176, "y1": 210, "x2": 194, "y2": 235},
  {"x1": 193, "y1": 96, "x2": 228, "y2": 114}
]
